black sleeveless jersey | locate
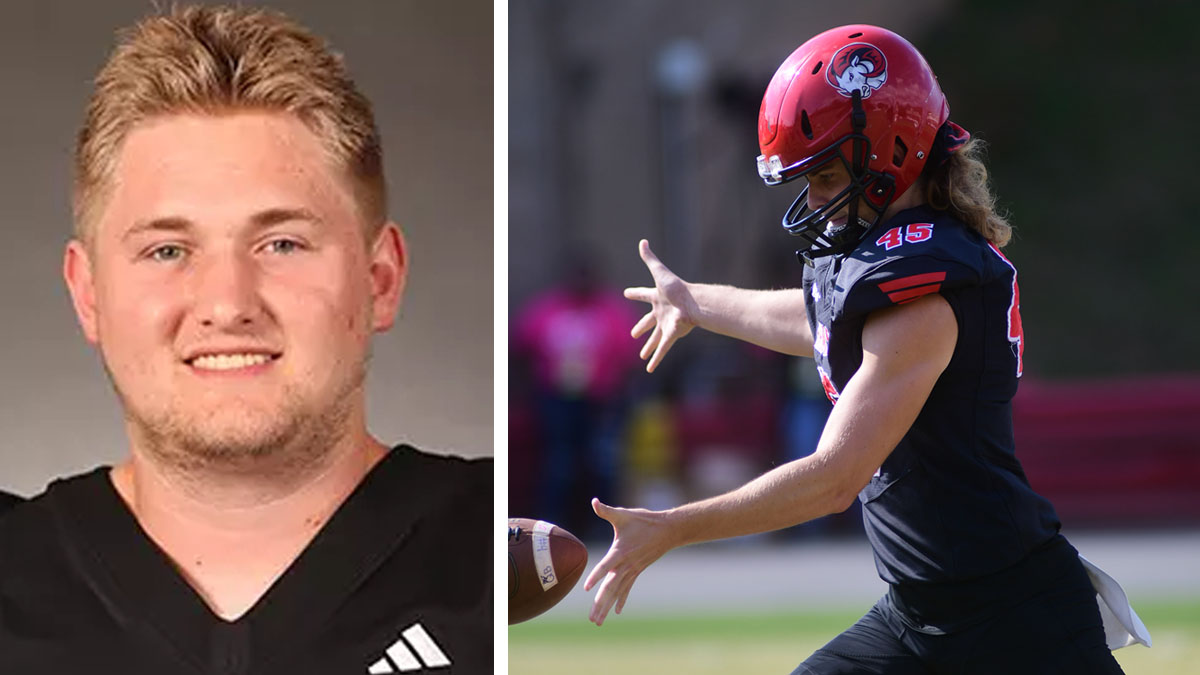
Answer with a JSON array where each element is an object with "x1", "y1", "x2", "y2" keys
[{"x1": 802, "y1": 206, "x2": 1060, "y2": 586}]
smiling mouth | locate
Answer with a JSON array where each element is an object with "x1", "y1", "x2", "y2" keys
[{"x1": 187, "y1": 353, "x2": 281, "y2": 371}]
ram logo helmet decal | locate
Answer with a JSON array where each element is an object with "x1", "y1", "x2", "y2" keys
[{"x1": 826, "y1": 43, "x2": 887, "y2": 99}]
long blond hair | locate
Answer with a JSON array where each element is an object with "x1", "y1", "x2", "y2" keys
[{"x1": 922, "y1": 138, "x2": 1012, "y2": 247}]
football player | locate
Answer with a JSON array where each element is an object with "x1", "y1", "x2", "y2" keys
[
  {"x1": 587, "y1": 24, "x2": 1139, "y2": 674},
  {"x1": 0, "y1": 7, "x2": 489, "y2": 673}
]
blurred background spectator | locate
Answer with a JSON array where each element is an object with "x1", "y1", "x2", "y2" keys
[
  {"x1": 509, "y1": 0, "x2": 1200, "y2": 542},
  {"x1": 511, "y1": 247, "x2": 640, "y2": 537}
]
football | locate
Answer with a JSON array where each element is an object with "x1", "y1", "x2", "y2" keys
[{"x1": 508, "y1": 517, "x2": 588, "y2": 624}]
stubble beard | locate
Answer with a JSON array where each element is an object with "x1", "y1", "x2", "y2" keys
[{"x1": 111, "y1": 357, "x2": 368, "y2": 482}]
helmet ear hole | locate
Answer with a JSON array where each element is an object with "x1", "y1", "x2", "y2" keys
[
  {"x1": 892, "y1": 137, "x2": 908, "y2": 167},
  {"x1": 801, "y1": 110, "x2": 814, "y2": 140}
]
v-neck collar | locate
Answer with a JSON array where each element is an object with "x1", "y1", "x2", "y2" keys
[{"x1": 47, "y1": 445, "x2": 428, "y2": 672}]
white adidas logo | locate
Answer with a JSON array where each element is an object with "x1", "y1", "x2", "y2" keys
[{"x1": 366, "y1": 622, "x2": 452, "y2": 673}]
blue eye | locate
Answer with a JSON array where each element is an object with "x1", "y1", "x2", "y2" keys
[
  {"x1": 148, "y1": 244, "x2": 185, "y2": 262},
  {"x1": 266, "y1": 239, "x2": 303, "y2": 254}
]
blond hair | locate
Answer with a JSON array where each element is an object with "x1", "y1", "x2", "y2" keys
[
  {"x1": 74, "y1": 5, "x2": 385, "y2": 240},
  {"x1": 923, "y1": 139, "x2": 1012, "y2": 247}
]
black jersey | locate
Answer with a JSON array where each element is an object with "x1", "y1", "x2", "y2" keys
[
  {"x1": 802, "y1": 206, "x2": 1060, "y2": 586},
  {"x1": 0, "y1": 491, "x2": 21, "y2": 516},
  {"x1": 0, "y1": 445, "x2": 491, "y2": 674}
]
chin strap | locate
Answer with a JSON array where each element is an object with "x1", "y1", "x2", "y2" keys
[{"x1": 846, "y1": 91, "x2": 867, "y2": 247}]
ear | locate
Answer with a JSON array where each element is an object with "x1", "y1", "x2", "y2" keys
[
  {"x1": 368, "y1": 222, "x2": 407, "y2": 332},
  {"x1": 63, "y1": 239, "x2": 100, "y2": 344}
]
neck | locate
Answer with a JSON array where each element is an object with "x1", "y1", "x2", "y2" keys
[
  {"x1": 110, "y1": 423, "x2": 389, "y2": 621},
  {"x1": 882, "y1": 179, "x2": 926, "y2": 220}
]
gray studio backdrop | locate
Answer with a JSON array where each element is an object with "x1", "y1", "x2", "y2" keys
[{"x1": 0, "y1": 0, "x2": 493, "y2": 496}]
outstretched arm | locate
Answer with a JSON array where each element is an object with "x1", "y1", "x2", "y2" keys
[
  {"x1": 585, "y1": 292, "x2": 958, "y2": 625},
  {"x1": 625, "y1": 239, "x2": 814, "y2": 372}
]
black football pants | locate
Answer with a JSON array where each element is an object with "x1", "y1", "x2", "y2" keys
[{"x1": 792, "y1": 559, "x2": 1125, "y2": 675}]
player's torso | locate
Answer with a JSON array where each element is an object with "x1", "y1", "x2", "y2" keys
[
  {"x1": 803, "y1": 207, "x2": 1022, "y2": 404},
  {"x1": 0, "y1": 448, "x2": 492, "y2": 674},
  {"x1": 802, "y1": 207, "x2": 1058, "y2": 584}
]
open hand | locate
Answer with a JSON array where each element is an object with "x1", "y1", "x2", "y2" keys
[
  {"x1": 624, "y1": 239, "x2": 698, "y2": 373},
  {"x1": 583, "y1": 498, "x2": 675, "y2": 626}
]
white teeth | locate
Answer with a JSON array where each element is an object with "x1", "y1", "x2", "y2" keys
[{"x1": 190, "y1": 353, "x2": 273, "y2": 371}]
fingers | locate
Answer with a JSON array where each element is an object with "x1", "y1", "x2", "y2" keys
[
  {"x1": 583, "y1": 545, "x2": 617, "y2": 592},
  {"x1": 629, "y1": 241, "x2": 681, "y2": 366},
  {"x1": 584, "y1": 499, "x2": 618, "y2": 591},
  {"x1": 639, "y1": 325, "x2": 662, "y2": 362},
  {"x1": 585, "y1": 496, "x2": 648, "y2": 625},
  {"x1": 637, "y1": 239, "x2": 657, "y2": 267},
  {"x1": 647, "y1": 330, "x2": 679, "y2": 374},
  {"x1": 614, "y1": 569, "x2": 640, "y2": 615},
  {"x1": 631, "y1": 311, "x2": 656, "y2": 339},
  {"x1": 624, "y1": 286, "x2": 655, "y2": 303},
  {"x1": 639, "y1": 239, "x2": 671, "y2": 278},
  {"x1": 591, "y1": 497, "x2": 613, "y2": 520},
  {"x1": 589, "y1": 564, "x2": 641, "y2": 625},
  {"x1": 589, "y1": 570, "x2": 619, "y2": 625}
]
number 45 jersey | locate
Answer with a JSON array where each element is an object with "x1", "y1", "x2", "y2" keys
[{"x1": 801, "y1": 205, "x2": 1060, "y2": 587}]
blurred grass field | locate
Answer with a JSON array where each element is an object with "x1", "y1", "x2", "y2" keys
[{"x1": 509, "y1": 601, "x2": 1200, "y2": 674}]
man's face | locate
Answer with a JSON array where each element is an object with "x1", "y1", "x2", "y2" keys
[
  {"x1": 803, "y1": 158, "x2": 857, "y2": 226},
  {"x1": 64, "y1": 112, "x2": 404, "y2": 468}
]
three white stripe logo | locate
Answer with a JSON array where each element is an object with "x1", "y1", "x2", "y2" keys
[{"x1": 366, "y1": 623, "x2": 452, "y2": 673}]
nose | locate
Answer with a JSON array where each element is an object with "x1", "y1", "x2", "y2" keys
[
  {"x1": 806, "y1": 183, "x2": 829, "y2": 213},
  {"x1": 190, "y1": 248, "x2": 265, "y2": 330},
  {"x1": 806, "y1": 177, "x2": 848, "y2": 215}
]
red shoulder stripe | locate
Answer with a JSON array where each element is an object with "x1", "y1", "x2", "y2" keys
[
  {"x1": 877, "y1": 271, "x2": 947, "y2": 292},
  {"x1": 886, "y1": 284, "x2": 943, "y2": 304}
]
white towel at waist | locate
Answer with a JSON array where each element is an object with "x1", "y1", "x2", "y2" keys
[{"x1": 1078, "y1": 554, "x2": 1152, "y2": 650}]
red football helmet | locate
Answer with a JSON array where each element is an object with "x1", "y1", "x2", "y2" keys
[{"x1": 756, "y1": 25, "x2": 951, "y2": 260}]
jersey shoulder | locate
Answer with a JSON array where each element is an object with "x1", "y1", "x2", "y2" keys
[
  {"x1": 0, "y1": 491, "x2": 22, "y2": 518},
  {"x1": 388, "y1": 445, "x2": 491, "y2": 511},
  {"x1": 0, "y1": 469, "x2": 106, "y2": 543},
  {"x1": 0, "y1": 469, "x2": 111, "y2": 611},
  {"x1": 379, "y1": 445, "x2": 492, "y2": 554},
  {"x1": 836, "y1": 208, "x2": 999, "y2": 319}
]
